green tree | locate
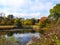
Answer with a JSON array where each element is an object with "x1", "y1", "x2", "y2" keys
[
  {"x1": 7, "y1": 14, "x2": 14, "y2": 25},
  {"x1": 22, "y1": 19, "x2": 32, "y2": 25},
  {"x1": 48, "y1": 4, "x2": 60, "y2": 21},
  {"x1": 56, "y1": 18, "x2": 60, "y2": 25},
  {"x1": 14, "y1": 18, "x2": 22, "y2": 26},
  {"x1": 31, "y1": 18, "x2": 36, "y2": 25},
  {"x1": 7, "y1": 14, "x2": 14, "y2": 20}
]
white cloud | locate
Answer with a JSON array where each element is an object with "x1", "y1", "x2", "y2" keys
[
  {"x1": 0, "y1": 0, "x2": 25, "y2": 6},
  {"x1": 13, "y1": 12, "x2": 40, "y2": 19},
  {"x1": 2, "y1": 11, "x2": 40, "y2": 19},
  {"x1": 0, "y1": 0, "x2": 59, "y2": 18}
]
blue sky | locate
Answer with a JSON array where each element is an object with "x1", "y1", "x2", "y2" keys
[{"x1": 0, "y1": 0, "x2": 60, "y2": 18}]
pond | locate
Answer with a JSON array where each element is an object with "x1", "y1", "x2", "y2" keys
[{"x1": 3, "y1": 32, "x2": 40, "y2": 45}]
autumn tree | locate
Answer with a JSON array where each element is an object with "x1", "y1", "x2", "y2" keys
[
  {"x1": 0, "y1": 19, "x2": 6, "y2": 25},
  {"x1": 39, "y1": 17, "x2": 47, "y2": 28}
]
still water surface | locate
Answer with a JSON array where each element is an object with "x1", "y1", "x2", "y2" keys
[{"x1": 5, "y1": 32, "x2": 40, "y2": 45}]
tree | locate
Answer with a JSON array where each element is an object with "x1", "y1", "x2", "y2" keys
[
  {"x1": 48, "y1": 4, "x2": 60, "y2": 21},
  {"x1": 39, "y1": 17, "x2": 47, "y2": 28},
  {"x1": 7, "y1": 14, "x2": 14, "y2": 25},
  {"x1": 31, "y1": 18, "x2": 36, "y2": 25},
  {"x1": 0, "y1": 17, "x2": 3, "y2": 23},
  {"x1": 0, "y1": 19, "x2": 6, "y2": 25},
  {"x1": 14, "y1": 18, "x2": 22, "y2": 26},
  {"x1": 22, "y1": 19, "x2": 32, "y2": 25},
  {"x1": 7, "y1": 20, "x2": 12, "y2": 25},
  {"x1": 39, "y1": 17, "x2": 47, "y2": 23},
  {"x1": 38, "y1": 17, "x2": 51, "y2": 28},
  {"x1": 7, "y1": 14, "x2": 14, "y2": 20},
  {"x1": 56, "y1": 18, "x2": 60, "y2": 25}
]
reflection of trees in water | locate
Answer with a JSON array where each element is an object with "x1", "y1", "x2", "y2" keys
[
  {"x1": 0, "y1": 35, "x2": 18, "y2": 45},
  {"x1": 0, "y1": 33, "x2": 40, "y2": 45}
]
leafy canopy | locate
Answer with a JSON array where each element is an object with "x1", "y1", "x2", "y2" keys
[{"x1": 48, "y1": 4, "x2": 60, "y2": 20}]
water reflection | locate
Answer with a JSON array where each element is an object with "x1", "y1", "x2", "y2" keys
[{"x1": 5, "y1": 32, "x2": 40, "y2": 45}]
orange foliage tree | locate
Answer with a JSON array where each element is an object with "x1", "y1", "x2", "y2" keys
[
  {"x1": 39, "y1": 17, "x2": 51, "y2": 28},
  {"x1": 0, "y1": 19, "x2": 6, "y2": 25}
]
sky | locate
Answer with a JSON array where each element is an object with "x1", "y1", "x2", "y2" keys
[{"x1": 0, "y1": 0, "x2": 60, "y2": 19}]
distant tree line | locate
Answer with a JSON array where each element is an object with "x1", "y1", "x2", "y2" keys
[{"x1": 0, "y1": 14, "x2": 39, "y2": 27}]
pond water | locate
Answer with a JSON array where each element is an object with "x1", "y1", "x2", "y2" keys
[{"x1": 5, "y1": 32, "x2": 40, "y2": 45}]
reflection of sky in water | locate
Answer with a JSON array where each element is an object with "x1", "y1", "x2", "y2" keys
[
  {"x1": 13, "y1": 32, "x2": 40, "y2": 38},
  {"x1": 5, "y1": 32, "x2": 40, "y2": 38},
  {"x1": 5, "y1": 33, "x2": 40, "y2": 45}
]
